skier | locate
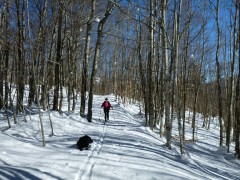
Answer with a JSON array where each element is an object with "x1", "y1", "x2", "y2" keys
[{"x1": 101, "y1": 97, "x2": 113, "y2": 122}]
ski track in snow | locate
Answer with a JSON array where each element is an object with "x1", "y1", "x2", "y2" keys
[
  {"x1": 75, "y1": 122, "x2": 107, "y2": 180},
  {"x1": 75, "y1": 102, "x2": 136, "y2": 180},
  {"x1": 1, "y1": 94, "x2": 240, "y2": 180}
]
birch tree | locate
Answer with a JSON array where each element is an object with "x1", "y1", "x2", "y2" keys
[
  {"x1": 172, "y1": 0, "x2": 185, "y2": 154},
  {"x1": 147, "y1": 0, "x2": 155, "y2": 129},
  {"x1": 160, "y1": 0, "x2": 171, "y2": 149},
  {"x1": 214, "y1": 0, "x2": 224, "y2": 147}
]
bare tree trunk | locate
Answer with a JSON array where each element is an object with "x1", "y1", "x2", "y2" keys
[
  {"x1": 39, "y1": 0, "x2": 48, "y2": 110},
  {"x1": 155, "y1": 23, "x2": 163, "y2": 131},
  {"x1": 87, "y1": 2, "x2": 115, "y2": 122},
  {"x1": 215, "y1": 0, "x2": 224, "y2": 147},
  {"x1": 72, "y1": 56, "x2": 77, "y2": 112},
  {"x1": 182, "y1": 34, "x2": 189, "y2": 141},
  {"x1": 0, "y1": 7, "x2": 4, "y2": 110},
  {"x1": 226, "y1": 0, "x2": 237, "y2": 152},
  {"x1": 11, "y1": 54, "x2": 17, "y2": 124},
  {"x1": 113, "y1": 47, "x2": 118, "y2": 100},
  {"x1": 234, "y1": 0, "x2": 240, "y2": 158},
  {"x1": 15, "y1": 0, "x2": 25, "y2": 113},
  {"x1": 201, "y1": 2, "x2": 207, "y2": 129},
  {"x1": 30, "y1": 48, "x2": 46, "y2": 145},
  {"x1": 138, "y1": 26, "x2": 148, "y2": 123},
  {"x1": 4, "y1": 1, "x2": 10, "y2": 108},
  {"x1": 67, "y1": 38, "x2": 72, "y2": 112},
  {"x1": 59, "y1": 64, "x2": 63, "y2": 113},
  {"x1": 161, "y1": 0, "x2": 171, "y2": 149},
  {"x1": 4, "y1": 0, "x2": 10, "y2": 109},
  {"x1": 80, "y1": 0, "x2": 96, "y2": 117},
  {"x1": 53, "y1": 0, "x2": 63, "y2": 111},
  {"x1": 173, "y1": 0, "x2": 184, "y2": 154},
  {"x1": 182, "y1": 0, "x2": 192, "y2": 142},
  {"x1": 0, "y1": 80, "x2": 2, "y2": 113},
  {"x1": 147, "y1": 0, "x2": 155, "y2": 129},
  {"x1": 192, "y1": 88, "x2": 198, "y2": 142},
  {"x1": 46, "y1": 18, "x2": 57, "y2": 109},
  {"x1": 159, "y1": 64, "x2": 164, "y2": 136},
  {"x1": 236, "y1": 69, "x2": 240, "y2": 158}
]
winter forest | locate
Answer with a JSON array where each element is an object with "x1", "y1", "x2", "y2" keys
[{"x1": 0, "y1": 0, "x2": 240, "y2": 164}]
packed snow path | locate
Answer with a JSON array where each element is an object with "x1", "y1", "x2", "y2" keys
[{"x1": 0, "y1": 94, "x2": 240, "y2": 180}]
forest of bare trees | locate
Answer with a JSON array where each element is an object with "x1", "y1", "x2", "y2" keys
[{"x1": 0, "y1": 0, "x2": 239, "y2": 157}]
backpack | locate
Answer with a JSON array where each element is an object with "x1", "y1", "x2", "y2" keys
[{"x1": 104, "y1": 101, "x2": 110, "y2": 109}]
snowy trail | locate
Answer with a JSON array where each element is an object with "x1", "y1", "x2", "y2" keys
[
  {"x1": 73, "y1": 96, "x2": 240, "y2": 180},
  {"x1": 73, "y1": 100, "x2": 169, "y2": 180},
  {"x1": 74, "y1": 99, "x2": 150, "y2": 180},
  {"x1": 76, "y1": 123, "x2": 107, "y2": 180},
  {"x1": 1, "y1": 94, "x2": 240, "y2": 180}
]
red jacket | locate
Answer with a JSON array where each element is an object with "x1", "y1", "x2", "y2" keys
[{"x1": 101, "y1": 100, "x2": 112, "y2": 110}]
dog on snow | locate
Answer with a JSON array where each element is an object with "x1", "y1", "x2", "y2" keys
[{"x1": 77, "y1": 135, "x2": 93, "y2": 151}]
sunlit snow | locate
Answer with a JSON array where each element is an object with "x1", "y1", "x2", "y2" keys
[{"x1": 0, "y1": 92, "x2": 239, "y2": 180}]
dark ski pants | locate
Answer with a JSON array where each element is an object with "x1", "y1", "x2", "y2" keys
[{"x1": 104, "y1": 109, "x2": 109, "y2": 122}]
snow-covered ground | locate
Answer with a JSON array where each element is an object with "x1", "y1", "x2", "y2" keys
[{"x1": 0, "y1": 93, "x2": 239, "y2": 180}]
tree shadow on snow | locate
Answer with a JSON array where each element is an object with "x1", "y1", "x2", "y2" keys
[{"x1": 0, "y1": 160, "x2": 62, "y2": 180}]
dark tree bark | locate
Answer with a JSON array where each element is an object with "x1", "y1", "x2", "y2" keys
[
  {"x1": 138, "y1": 25, "x2": 148, "y2": 124},
  {"x1": 0, "y1": 7, "x2": 3, "y2": 110},
  {"x1": 87, "y1": 2, "x2": 115, "y2": 122},
  {"x1": 235, "y1": 0, "x2": 240, "y2": 158},
  {"x1": 226, "y1": 0, "x2": 238, "y2": 152},
  {"x1": 80, "y1": 0, "x2": 96, "y2": 117},
  {"x1": 15, "y1": 0, "x2": 25, "y2": 113},
  {"x1": 39, "y1": 0, "x2": 48, "y2": 110},
  {"x1": 147, "y1": 0, "x2": 155, "y2": 129},
  {"x1": 53, "y1": 0, "x2": 63, "y2": 111}
]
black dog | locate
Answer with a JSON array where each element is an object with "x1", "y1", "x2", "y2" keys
[{"x1": 77, "y1": 135, "x2": 93, "y2": 151}]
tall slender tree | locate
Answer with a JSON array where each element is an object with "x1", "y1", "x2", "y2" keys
[
  {"x1": 15, "y1": 0, "x2": 25, "y2": 113},
  {"x1": 215, "y1": 0, "x2": 224, "y2": 147},
  {"x1": 173, "y1": 0, "x2": 185, "y2": 154},
  {"x1": 0, "y1": 3, "x2": 4, "y2": 110},
  {"x1": 226, "y1": 0, "x2": 238, "y2": 152},
  {"x1": 235, "y1": 0, "x2": 240, "y2": 158},
  {"x1": 53, "y1": 0, "x2": 63, "y2": 111},
  {"x1": 4, "y1": 0, "x2": 10, "y2": 109},
  {"x1": 87, "y1": 1, "x2": 115, "y2": 122},
  {"x1": 147, "y1": 0, "x2": 155, "y2": 129},
  {"x1": 160, "y1": 0, "x2": 171, "y2": 149},
  {"x1": 80, "y1": 0, "x2": 96, "y2": 117}
]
